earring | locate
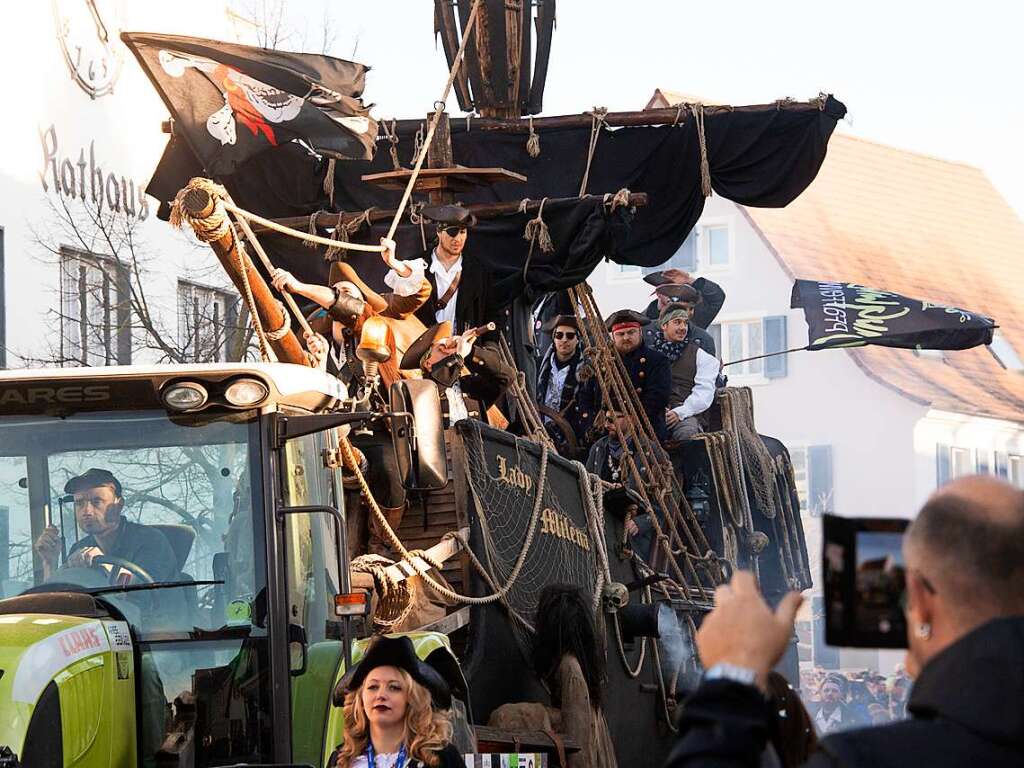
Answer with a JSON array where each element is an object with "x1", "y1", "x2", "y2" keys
[{"x1": 915, "y1": 622, "x2": 932, "y2": 640}]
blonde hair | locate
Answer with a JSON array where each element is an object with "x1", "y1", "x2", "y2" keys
[{"x1": 335, "y1": 667, "x2": 453, "y2": 768}]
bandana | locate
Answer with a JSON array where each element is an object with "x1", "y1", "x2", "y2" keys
[
  {"x1": 611, "y1": 321, "x2": 642, "y2": 332},
  {"x1": 659, "y1": 306, "x2": 689, "y2": 326},
  {"x1": 650, "y1": 329, "x2": 689, "y2": 362}
]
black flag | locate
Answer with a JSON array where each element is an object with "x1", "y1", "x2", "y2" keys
[
  {"x1": 122, "y1": 32, "x2": 377, "y2": 175},
  {"x1": 791, "y1": 280, "x2": 995, "y2": 351}
]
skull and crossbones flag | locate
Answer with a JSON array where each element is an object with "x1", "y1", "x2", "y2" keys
[
  {"x1": 122, "y1": 32, "x2": 377, "y2": 175},
  {"x1": 791, "y1": 280, "x2": 996, "y2": 351}
]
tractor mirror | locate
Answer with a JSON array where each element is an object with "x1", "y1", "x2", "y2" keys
[{"x1": 389, "y1": 379, "x2": 448, "y2": 491}]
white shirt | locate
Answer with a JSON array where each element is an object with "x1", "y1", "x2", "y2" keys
[
  {"x1": 446, "y1": 381, "x2": 469, "y2": 423},
  {"x1": 349, "y1": 751, "x2": 406, "y2": 768},
  {"x1": 384, "y1": 258, "x2": 428, "y2": 297},
  {"x1": 430, "y1": 249, "x2": 462, "y2": 326},
  {"x1": 814, "y1": 705, "x2": 845, "y2": 735},
  {"x1": 671, "y1": 346, "x2": 720, "y2": 420},
  {"x1": 544, "y1": 354, "x2": 572, "y2": 411}
]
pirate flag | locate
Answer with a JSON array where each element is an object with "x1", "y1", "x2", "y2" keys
[
  {"x1": 121, "y1": 32, "x2": 377, "y2": 175},
  {"x1": 791, "y1": 280, "x2": 996, "y2": 351}
]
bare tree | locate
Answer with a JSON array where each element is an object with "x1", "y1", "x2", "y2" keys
[{"x1": 19, "y1": 191, "x2": 254, "y2": 368}]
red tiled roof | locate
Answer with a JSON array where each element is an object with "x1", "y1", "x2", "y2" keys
[{"x1": 742, "y1": 134, "x2": 1024, "y2": 423}]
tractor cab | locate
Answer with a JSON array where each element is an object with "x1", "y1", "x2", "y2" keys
[{"x1": 0, "y1": 363, "x2": 460, "y2": 768}]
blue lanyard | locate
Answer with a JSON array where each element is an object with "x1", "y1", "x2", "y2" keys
[{"x1": 366, "y1": 741, "x2": 407, "y2": 768}]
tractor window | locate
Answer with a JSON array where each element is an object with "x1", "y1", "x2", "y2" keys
[
  {"x1": 281, "y1": 429, "x2": 341, "y2": 646},
  {"x1": 0, "y1": 455, "x2": 31, "y2": 598}
]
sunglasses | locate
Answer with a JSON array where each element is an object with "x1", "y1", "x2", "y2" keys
[
  {"x1": 553, "y1": 331, "x2": 577, "y2": 340},
  {"x1": 440, "y1": 226, "x2": 467, "y2": 237}
]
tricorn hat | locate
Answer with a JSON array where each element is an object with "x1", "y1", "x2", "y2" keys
[
  {"x1": 642, "y1": 270, "x2": 674, "y2": 287},
  {"x1": 541, "y1": 314, "x2": 579, "y2": 333},
  {"x1": 65, "y1": 468, "x2": 122, "y2": 497},
  {"x1": 400, "y1": 321, "x2": 453, "y2": 370},
  {"x1": 338, "y1": 635, "x2": 452, "y2": 709},
  {"x1": 653, "y1": 283, "x2": 701, "y2": 305},
  {"x1": 604, "y1": 309, "x2": 651, "y2": 331},
  {"x1": 421, "y1": 204, "x2": 477, "y2": 229}
]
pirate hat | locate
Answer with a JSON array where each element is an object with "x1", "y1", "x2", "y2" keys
[
  {"x1": 541, "y1": 314, "x2": 579, "y2": 333},
  {"x1": 604, "y1": 309, "x2": 650, "y2": 331},
  {"x1": 642, "y1": 271, "x2": 673, "y2": 287},
  {"x1": 653, "y1": 283, "x2": 701, "y2": 305},
  {"x1": 400, "y1": 321, "x2": 453, "y2": 370},
  {"x1": 421, "y1": 204, "x2": 477, "y2": 229},
  {"x1": 327, "y1": 261, "x2": 388, "y2": 313},
  {"x1": 337, "y1": 635, "x2": 452, "y2": 709}
]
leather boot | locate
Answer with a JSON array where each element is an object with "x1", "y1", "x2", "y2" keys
[{"x1": 368, "y1": 505, "x2": 405, "y2": 557}]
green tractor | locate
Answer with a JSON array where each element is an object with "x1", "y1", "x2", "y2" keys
[{"x1": 0, "y1": 362, "x2": 465, "y2": 767}]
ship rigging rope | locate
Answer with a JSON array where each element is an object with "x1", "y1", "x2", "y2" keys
[
  {"x1": 382, "y1": 0, "x2": 482, "y2": 242},
  {"x1": 578, "y1": 107, "x2": 608, "y2": 196}
]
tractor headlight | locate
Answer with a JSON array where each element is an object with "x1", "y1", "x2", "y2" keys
[
  {"x1": 162, "y1": 382, "x2": 208, "y2": 411},
  {"x1": 224, "y1": 378, "x2": 269, "y2": 407}
]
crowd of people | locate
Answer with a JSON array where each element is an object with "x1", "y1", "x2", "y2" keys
[
  {"x1": 270, "y1": 203, "x2": 728, "y2": 560},
  {"x1": 799, "y1": 667, "x2": 912, "y2": 734}
]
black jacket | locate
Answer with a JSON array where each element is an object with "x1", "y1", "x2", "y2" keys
[
  {"x1": 619, "y1": 342, "x2": 672, "y2": 442},
  {"x1": 644, "y1": 276, "x2": 726, "y2": 330},
  {"x1": 664, "y1": 616, "x2": 1024, "y2": 768},
  {"x1": 414, "y1": 252, "x2": 496, "y2": 333},
  {"x1": 536, "y1": 346, "x2": 597, "y2": 454}
]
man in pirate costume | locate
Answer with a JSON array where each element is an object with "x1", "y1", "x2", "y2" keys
[
  {"x1": 585, "y1": 404, "x2": 662, "y2": 562},
  {"x1": 605, "y1": 309, "x2": 672, "y2": 443},
  {"x1": 642, "y1": 268, "x2": 725, "y2": 331},
  {"x1": 644, "y1": 282, "x2": 718, "y2": 357},
  {"x1": 657, "y1": 300, "x2": 721, "y2": 442},
  {"x1": 271, "y1": 239, "x2": 431, "y2": 556},
  {"x1": 535, "y1": 314, "x2": 597, "y2": 459},
  {"x1": 413, "y1": 204, "x2": 495, "y2": 333},
  {"x1": 400, "y1": 321, "x2": 515, "y2": 429}
]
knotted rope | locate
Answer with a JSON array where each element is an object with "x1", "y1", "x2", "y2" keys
[
  {"x1": 579, "y1": 106, "x2": 608, "y2": 196},
  {"x1": 382, "y1": 118, "x2": 402, "y2": 170},
  {"x1": 689, "y1": 104, "x2": 712, "y2": 197},
  {"x1": 325, "y1": 208, "x2": 375, "y2": 261},
  {"x1": 303, "y1": 211, "x2": 320, "y2": 249},
  {"x1": 521, "y1": 197, "x2": 554, "y2": 254},
  {"x1": 169, "y1": 178, "x2": 231, "y2": 242},
  {"x1": 323, "y1": 158, "x2": 336, "y2": 206},
  {"x1": 603, "y1": 187, "x2": 632, "y2": 212},
  {"x1": 526, "y1": 115, "x2": 541, "y2": 158}
]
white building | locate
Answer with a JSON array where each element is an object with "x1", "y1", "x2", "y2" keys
[
  {"x1": 589, "y1": 106, "x2": 1024, "y2": 672},
  {"x1": 0, "y1": 1, "x2": 247, "y2": 370}
]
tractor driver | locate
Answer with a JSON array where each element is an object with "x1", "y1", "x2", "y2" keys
[{"x1": 33, "y1": 468, "x2": 177, "y2": 584}]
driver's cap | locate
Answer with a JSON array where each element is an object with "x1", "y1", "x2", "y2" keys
[{"x1": 65, "y1": 468, "x2": 122, "y2": 497}]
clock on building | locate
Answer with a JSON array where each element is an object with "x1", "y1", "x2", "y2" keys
[{"x1": 53, "y1": 0, "x2": 124, "y2": 99}]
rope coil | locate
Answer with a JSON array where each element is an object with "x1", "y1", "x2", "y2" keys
[
  {"x1": 264, "y1": 302, "x2": 292, "y2": 341},
  {"x1": 521, "y1": 197, "x2": 554, "y2": 254}
]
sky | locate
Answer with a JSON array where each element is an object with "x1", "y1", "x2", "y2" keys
[{"x1": 248, "y1": 0, "x2": 1024, "y2": 219}]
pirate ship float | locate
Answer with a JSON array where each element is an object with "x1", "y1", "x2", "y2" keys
[{"x1": 126, "y1": 2, "x2": 842, "y2": 763}]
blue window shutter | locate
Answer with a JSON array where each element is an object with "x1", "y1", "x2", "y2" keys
[
  {"x1": 808, "y1": 445, "x2": 833, "y2": 516},
  {"x1": 763, "y1": 316, "x2": 788, "y2": 379},
  {"x1": 709, "y1": 324, "x2": 722, "y2": 356},
  {"x1": 936, "y1": 444, "x2": 951, "y2": 486},
  {"x1": 976, "y1": 450, "x2": 990, "y2": 475},
  {"x1": 995, "y1": 451, "x2": 1009, "y2": 478}
]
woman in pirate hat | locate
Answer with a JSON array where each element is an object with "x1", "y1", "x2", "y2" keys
[{"x1": 330, "y1": 635, "x2": 463, "y2": 768}]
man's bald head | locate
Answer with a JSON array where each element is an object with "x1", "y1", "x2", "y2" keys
[{"x1": 906, "y1": 475, "x2": 1024, "y2": 623}]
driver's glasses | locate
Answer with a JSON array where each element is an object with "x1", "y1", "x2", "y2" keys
[
  {"x1": 553, "y1": 331, "x2": 576, "y2": 340},
  {"x1": 441, "y1": 226, "x2": 467, "y2": 238}
]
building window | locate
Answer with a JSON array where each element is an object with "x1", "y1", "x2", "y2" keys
[
  {"x1": 177, "y1": 280, "x2": 239, "y2": 363},
  {"x1": 642, "y1": 231, "x2": 697, "y2": 275},
  {"x1": 989, "y1": 331, "x2": 1024, "y2": 371},
  {"x1": 789, "y1": 445, "x2": 833, "y2": 516},
  {"x1": 60, "y1": 249, "x2": 131, "y2": 366},
  {"x1": 950, "y1": 447, "x2": 973, "y2": 478},
  {"x1": 700, "y1": 224, "x2": 730, "y2": 268},
  {"x1": 608, "y1": 262, "x2": 642, "y2": 281},
  {"x1": 711, "y1": 319, "x2": 763, "y2": 376},
  {"x1": 1010, "y1": 455, "x2": 1024, "y2": 488}
]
